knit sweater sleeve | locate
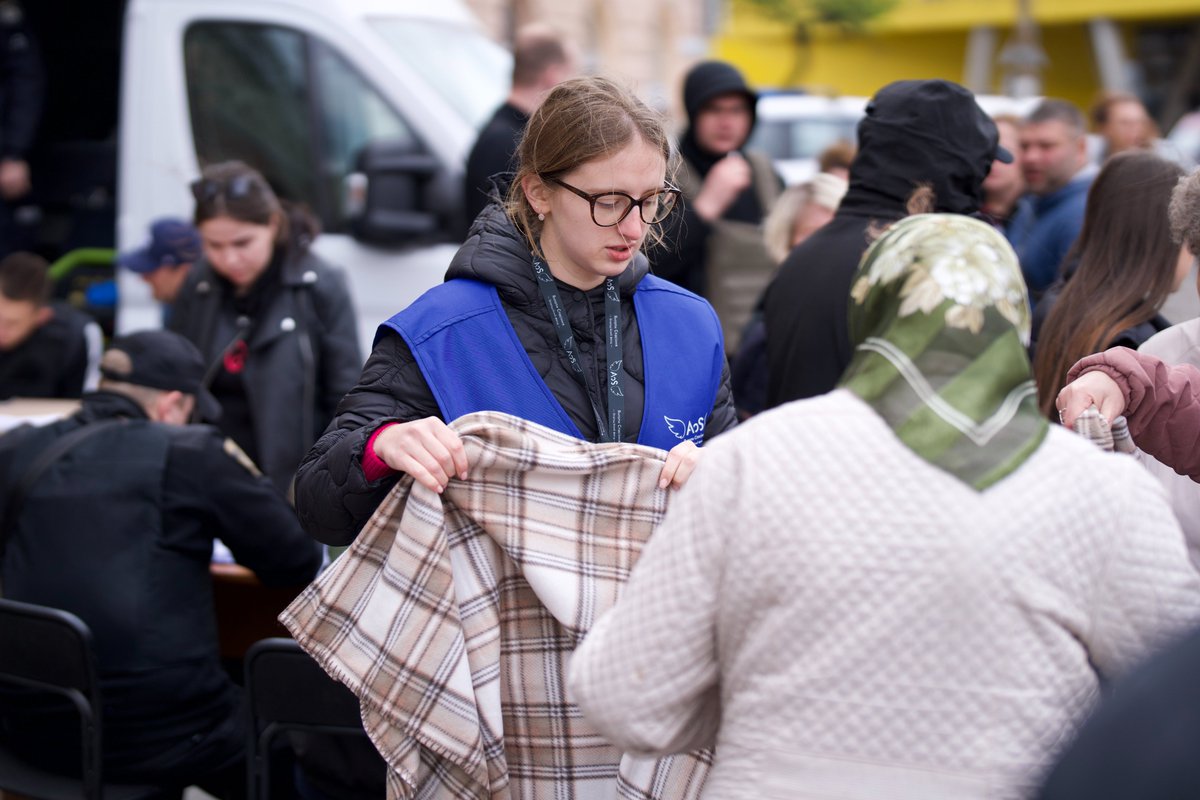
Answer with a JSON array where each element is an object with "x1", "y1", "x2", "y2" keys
[
  {"x1": 1067, "y1": 347, "x2": 1200, "y2": 480},
  {"x1": 569, "y1": 440, "x2": 732, "y2": 755},
  {"x1": 1084, "y1": 462, "x2": 1200, "y2": 679}
]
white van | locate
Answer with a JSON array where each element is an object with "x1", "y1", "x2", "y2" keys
[
  {"x1": 28, "y1": 0, "x2": 509, "y2": 353},
  {"x1": 748, "y1": 93, "x2": 867, "y2": 185}
]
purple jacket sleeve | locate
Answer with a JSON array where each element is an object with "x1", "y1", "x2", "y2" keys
[{"x1": 1068, "y1": 346, "x2": 1200, "y2": 480}]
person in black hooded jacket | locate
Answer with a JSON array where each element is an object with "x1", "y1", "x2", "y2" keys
[
  {"x1": 295, "y1": 77, "x2": 737, "y2": 547},
  {"x1": 652, "y1": 60, "x2": 782, "y2": 352},
  {"x1": 762, "y1": 79, "x2": 1012, "y2": 407}
]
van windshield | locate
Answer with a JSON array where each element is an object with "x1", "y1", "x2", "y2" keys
[{"x1": 370, "y1": 18, "x2": 510, "y2": 129}]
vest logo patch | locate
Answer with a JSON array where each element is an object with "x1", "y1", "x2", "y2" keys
[{"x1": 664, "y1": 415, "x2": 705, "y2": 443}]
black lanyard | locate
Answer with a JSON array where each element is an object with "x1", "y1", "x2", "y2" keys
[{"x1": 532, "y1": 256, "x2": 624, "y2": 443}]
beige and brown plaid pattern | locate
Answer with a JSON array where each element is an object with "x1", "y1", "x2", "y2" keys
[
  {"x1": 281, "y1": 411, "x2": 711, "y2": 800},
  {"x1": 1070, "y1": 407, "x2": 1136, "y2": 453}
]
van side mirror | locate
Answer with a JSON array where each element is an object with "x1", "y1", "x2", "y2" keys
[{"x1": 345, "y1": 140, "x2": 442, "y2": 244}]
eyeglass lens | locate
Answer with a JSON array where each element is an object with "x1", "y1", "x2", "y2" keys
[{"x1": 592, "y1": 192, "x2": 677, "y2": 226}]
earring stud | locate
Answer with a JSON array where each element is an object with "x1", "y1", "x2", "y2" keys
[{"x1": 538, "y1": 213, "x2": 545, "y2": 221}]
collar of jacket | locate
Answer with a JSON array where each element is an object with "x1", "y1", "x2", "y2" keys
[
  {"x1": 678, "y1": 130, "x2": 754, "y2": 178},
  {"x1": 193, "y1": 248, "x2": 322, "y2": 351},
  {"x1": 446, "y1": 204, "x2": 649, "y2": 311},
  {"x1": 1031, "y1": 166, "x2": 1096, "y2": 215},
  {"x1": 77, "y1": 390, "x2": 150, "y2": 422},
  {"x1": 835, "y1": 185, "x2": 910, "y2": 220}
]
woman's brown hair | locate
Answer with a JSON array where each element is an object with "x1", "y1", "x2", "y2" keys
[
  {"x1": 1033, "y1": 150, "x2": 1185, "y2": 415},
  {"x1": 506, "y1": 76, "x2": 677, "y2": 257},
  {"x1": 191, "y1": 160, "x2": 320, "y2": 253}
]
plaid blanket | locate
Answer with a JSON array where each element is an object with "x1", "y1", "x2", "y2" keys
[{"x1": 280, "y1": 411, "x2": 712, "y2": 800}]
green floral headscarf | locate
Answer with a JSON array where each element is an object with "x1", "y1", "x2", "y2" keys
[{"x1": 838, "y1": 214, "x2": 1047, "y2": 490}]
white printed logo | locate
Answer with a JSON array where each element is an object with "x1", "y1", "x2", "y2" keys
[
  {"x1": 664, "y1": 415, "x2": 705, "y2": 442},
  {"x1": 608, "y1": 359, "x2": 624, "y2": 396}
]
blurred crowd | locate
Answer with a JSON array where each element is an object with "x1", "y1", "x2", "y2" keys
[{"x1": 6, "y1": 12, "x2": 1200, "y2": 800}]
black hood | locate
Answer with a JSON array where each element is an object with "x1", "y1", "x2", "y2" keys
[
  {"x1": 842, "y1": 79, "x2": 1008, "y2": 217},
  {"x1": 683, "y1": 60, "x2": 758, "y2": 122},
  {"x1": 446, "y1": 204, "x2": 650, "y2": 309},
  {"x1": 681, "y1": 60, "x2": 759, "y2": 168}
]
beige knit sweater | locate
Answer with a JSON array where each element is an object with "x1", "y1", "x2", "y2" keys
[{"x1": 569, "y1": 390, "x2": 1200, "y2": 800}]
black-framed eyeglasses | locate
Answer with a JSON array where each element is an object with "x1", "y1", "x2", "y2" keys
[
  {"x1": 544, "y1": 176, "x2": 681, "y2": 227},
  {"x1": 189, "y1": 173, "x2": 258, "y2": 205}
]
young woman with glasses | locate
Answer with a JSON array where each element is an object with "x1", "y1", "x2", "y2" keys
[
  {"x1": 168, "y1": 160, "x2": 363, "y2": 496},
  {"x1": 295, "y1": 76, "x2": 737, "y2": 546}
]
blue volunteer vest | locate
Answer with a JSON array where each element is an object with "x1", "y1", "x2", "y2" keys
[{"x1": 378, "y1": 276, "x2": 723, "y2": 451}]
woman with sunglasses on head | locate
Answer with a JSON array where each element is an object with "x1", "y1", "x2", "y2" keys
[
  {"x1": 169, "y1": 160, "x2": 362, "y2": 496},
  {"x1": 295, "y1": 76, "x2": 737, "y2": 547}
]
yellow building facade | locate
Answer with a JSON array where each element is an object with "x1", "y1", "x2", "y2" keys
[{"x1": 716, "y1": 0, "x2": 1200, "y2": 125}]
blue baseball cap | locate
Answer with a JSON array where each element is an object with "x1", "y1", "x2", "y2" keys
[{"x1": 117, "y1": 218, "x2": 202, "y2": 275}]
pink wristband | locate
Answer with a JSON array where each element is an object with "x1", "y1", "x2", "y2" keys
[{"x1": 362, "y1": 423, "x2": 399, "y2": 482}]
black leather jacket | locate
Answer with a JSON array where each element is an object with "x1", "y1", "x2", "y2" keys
[
  {"x1": 295, "y1": 205, "x2": 738, "y2": 546},
  {"x1": 169, "y1": 245, "x2": 362, "y2": 494}
]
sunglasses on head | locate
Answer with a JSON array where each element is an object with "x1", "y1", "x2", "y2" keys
[{"x1": 189, "y1": 173, "x2": 259, "y2": 205}]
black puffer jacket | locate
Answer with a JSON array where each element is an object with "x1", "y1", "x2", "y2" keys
[{"x1": 295, "y1": 205, "x2": 738, "y2": 546}]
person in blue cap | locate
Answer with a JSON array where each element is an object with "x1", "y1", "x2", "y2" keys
[{"x1": 118, "y1": 217, "x2": 201, "y2": 306}]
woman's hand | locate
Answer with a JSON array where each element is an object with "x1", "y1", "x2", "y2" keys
[
  {"x1": 658, "y1": 440, "x2": 701, "y2": 490},
  {"x1": 373, "y1": 417, "x2": 468, "y2": 494},
  {"x1": 1056, "y1": 371, "x2": 1125, "y2": 427}
]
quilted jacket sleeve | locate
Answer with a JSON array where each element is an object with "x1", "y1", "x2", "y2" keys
[
  {"x1": 294, "y1": 330, "x2": 441, "y2": 546},
  {"x1": 1084, "y1": 462, "x2": 1200, "y2": 678},
  {"x1": 705, "y1": 359, "x2": 738, "y2": 441},
  {"x1": 1067, "y1": 347, "x2": 1200, "y2": 480}
]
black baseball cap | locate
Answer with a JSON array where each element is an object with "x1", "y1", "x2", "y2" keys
[
  {"x1": 101, "y1": 330, "x2": 221, "y2": 421},
  {"x1": 863, "y1": 79, "x2": 1013, "y2": 164}
]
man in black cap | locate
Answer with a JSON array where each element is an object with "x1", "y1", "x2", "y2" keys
[
  {"x1": 762, "y1": 79, "x2": 1012, "y2": 406},
  {"x1": 654, "y1": 60, "x2": 781, "y2": 352},
  {"x1": 0, "y1": 329, "x2": 320, "y2": 796}
]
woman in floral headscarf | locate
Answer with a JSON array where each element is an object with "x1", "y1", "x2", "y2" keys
[{"x1": 570, "y1": 214, "x2": 1200, "y2": 800}]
